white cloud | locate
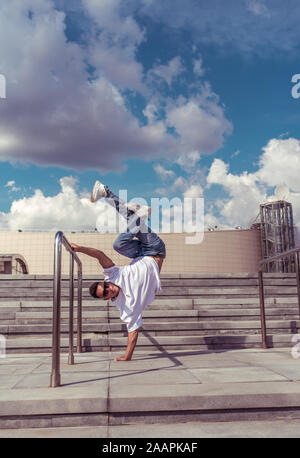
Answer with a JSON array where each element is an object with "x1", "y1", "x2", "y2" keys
[
  {"x1": 0, "y1": 176, "x2": 125, "y2": 232},
  {"x1": 143, "y1": 103, "x2": 159, "y2": 124},
  {"x1": 153, "y1": 187, "x2": 168, "y2": 196},
  {"x1": 0, "y1": 1, "x2": 177, "y2": 171},
  {"x1": 257, "y1": 138, "x2": 300, "y2": 191},
  {"x1": 138, "y1": 0, "x2": 300, "y2": 55},
  {"x1": 83, "y1": 0, "x2": 146, "y2": 92},
  {"x1": 150, "y1": 57, "x2": 184, "y2": 86},
  {"x1": 154, "y1": 175, "x2": 188, "y2": 196},
  {"x1": 184, "y1": 184, "x2": 203, "y2": 198},
  {"x1": 0, "y1": 174, "x2": 204, "y2": 235},
  {"x1": 246, "y1": 0, "x2": 270, "y2": 17},
  {"x1": 204, "y1": 212, "x2": 228, "y2": 230},
  {"x1": 153, "y1": 175, "x2": 187, "y2": 197},
  {"x1": 176, "y1": 150, "x2": 201, "y2": 172},
  {"x1": 166, "y1": 92, "x2": 233, "y2": 155},
  {"x1": 5, "y1": 181, "x2": 16, "y2": 187},
  {"x1": 207, "y1": 158, "x2": 266, "y2": 227},
  {"x1": 154, "y1": 168, "x2": 205, "y2": 204},
  {"x1": 231, "y1": 149, "x2": 240, "y2": 158},
  {"x1": 83, "y1": 0, "x2": 145, "y2": 48},
  {"x1": 88, "y1": 44, "x2": 145, "y2": 92},
  {"x1": 171, "y1": 176, "x2": 187, "y2": 193},
  {"x1": 2, "y1": 137, "x2": 299, "y2": 236},
  {"x1": 193, "y1": 58, "x2": 205, "y2": 77},
  {"x1": 0, "y1": 1, "x2": 231, "y2": 172},
  {"x1": 4, "y1": 180, "x2": 21, "y2": 192},
  {"x1": 206, "y1": 137, "x2": 300, "y2": 229},
  {"x1": 154, "y1": 164, "x2": 175, "y2": 181}
]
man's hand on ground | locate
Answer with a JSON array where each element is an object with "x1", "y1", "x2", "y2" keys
[
  {"x1": 114, "y1": 355, "x2": 132, "y2": 362},
  {"x1": 114, "y1": 329, "x2": 139, "y2": 362}
]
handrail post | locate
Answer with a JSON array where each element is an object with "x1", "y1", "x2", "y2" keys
[
  {"x1": 50, "y1": 231, "x2": 83, "y2": 387},
  {"x1": 68, "y1": 253, "x2": 74, "y2": 365},
  {"x1": 258, "y1": 270, "x2": 268, "y2": 349},
  {"x1": 295, "y1": 252, "x2": 300, "y2": 320},
  {"x1": 77, "y1": 265, "x2": 83, "y2": 353},
  {"x1": 258, "y1": 246, "x2": 300, "y2": 350},
  {"x1": 50, "y1": 232, "x2": 62, "y2": 387}
]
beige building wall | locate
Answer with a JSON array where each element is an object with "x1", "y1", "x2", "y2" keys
[{"x1": 0, "y1": 229, "x2": 262, "y2": 275}]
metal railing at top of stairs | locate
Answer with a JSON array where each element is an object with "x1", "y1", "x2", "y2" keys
[
  {"x1": 258, "y1": 247, "x2": 300, "y2": 350},
  {"x1": 50, "y1": 231, "x2": 83, "y2": 388}
]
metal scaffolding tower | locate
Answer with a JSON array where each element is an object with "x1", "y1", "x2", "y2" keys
[{"x1": 259, "y1": 200, "x2": 295, "y2": 272}]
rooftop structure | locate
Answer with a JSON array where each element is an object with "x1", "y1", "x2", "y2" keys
[{"x1": 259, "y1": 200, "x2": 295, "y2": 273}]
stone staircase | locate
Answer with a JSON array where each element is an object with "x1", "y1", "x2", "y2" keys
[
  {"x1": 0, "y1": 273, "x2": 299, "y2": 353},
  {"x1": 1, "y1": 272, "x2": 300, "y2": 434}
]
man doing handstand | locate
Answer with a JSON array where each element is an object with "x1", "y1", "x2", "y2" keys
[{"x1": 70, "y1": 180, "x2": 166, "y2": 361}]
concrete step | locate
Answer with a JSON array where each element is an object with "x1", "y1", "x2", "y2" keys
[
  {"x1": 1, "y1": 307, "x2": 298, "y2": 325},
  {"x1": 2, "y1": 319, "x2": 299, "y2": 337},
  {"x1": 0, "y1": 286, "x2": 261, "y2": 296},
  {"x1": 3, "y1": 419, "x2": 300, "y2": 438},
  {"x1": 1, "y1": 285, "x2": 297, "y2": 300},
  {"x1": 0, "y1": 305, "x2": 298, "y2": 321},
  {"x1": 4, "y1": 333, "x2": 297, "y2": 353},
  {"x1": 0, "y1": 296, "x2": 299, "y2": 310},
  {"x1": 194, "y1": 303, "x2": 300, "y2": 310},
  {"x1": 2, "y1": 307, "x2": 299, "y2": 321},
  {"x1": 2, "y1": 348, "x2": 300, "y2": 430},
  {"x1": 0, "y1": 277, "x2": 290, "y2": 285},
  {"x1": 193, "y1": 296, "x2": 300, "y2": 305},
  {"x1": 197, "y1": 309, "x2": 299, "y2": 318},
  {"x1": 0, "y1": 298, "x2": 195, "y2": 310},
  {"x1": 1, "y1": 310, "x2": 199, "y2": 323},
  {"x1": 1, "y1": 273, "x2": 296, "y2": 278},
  {"x1": 0, "y1": 273, "x2": 298, "y2": 353},
  {"x1": 0, "y1": 275, "x2": 297, "y2": 286}
]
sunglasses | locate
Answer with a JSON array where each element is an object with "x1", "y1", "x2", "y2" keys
[{"x1": 101, "y1": 282, "x2": 109, "y2": 298}]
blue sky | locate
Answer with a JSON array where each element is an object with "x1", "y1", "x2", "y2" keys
[{"x1": 0, "y1": 0, "x2": 300, "y2": 232}]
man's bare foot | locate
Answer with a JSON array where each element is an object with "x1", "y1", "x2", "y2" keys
[{"x1": 114, "y1": 355, "x2": 132, "y2": 362}]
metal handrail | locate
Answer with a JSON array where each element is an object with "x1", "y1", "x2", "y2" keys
[
  {"x1": 258, "y1": 246, "x2": 300, "y2": 349},
  {"x1": 50, "y1": 231, "x2": 83, "y2": 387}
]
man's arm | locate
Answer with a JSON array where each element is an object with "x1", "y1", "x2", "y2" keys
[
  {"x1": 115, "y1": 329, "x2": 139, "y2": 361},
  {"x1": 70, "y1": 243, "x2": 115, "y2": 269}
]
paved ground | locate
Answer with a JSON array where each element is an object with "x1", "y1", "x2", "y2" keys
[
  {"x1": 1, "y1": 347, "x2": 300, "y2": 437},
  {"x1": 3, "y1": 419, "x2": 300, "y2": 438}
]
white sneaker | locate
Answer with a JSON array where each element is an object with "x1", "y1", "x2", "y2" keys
[
  {"x1": 125, "y1": 202, "x2": 152, "y2": 219},
  {"x1": 91, "y1": 180, "x2": 107, "y2": 202}
]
